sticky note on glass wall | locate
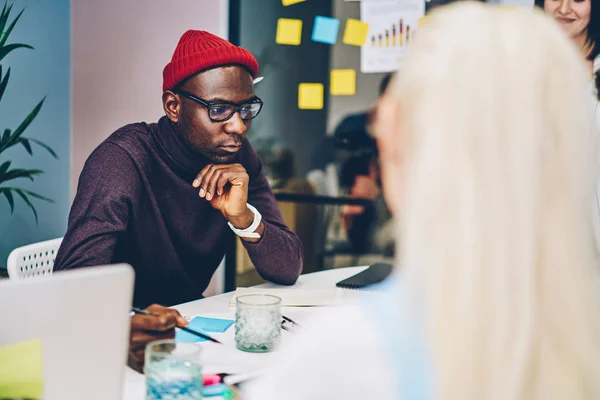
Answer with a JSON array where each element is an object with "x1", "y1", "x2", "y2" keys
[
  {"x1": 276, "y1": 18, "x2": 303, "y2": 45},
  {"x1": 330, "y1": 69, "x2": 356, "y2": 96},
  {"x1": 343, "y1": 19, "x2": 369, "y2": 47},
  {"x1": 298, "y1": 83, "x2": 324, "y2": 110},
  {"x1": 312, "y1": 16, "x2": 340, "y2": 45},
  {"x1": 282, "y1": 0, "x2": 305, "y2": 5},
  {"x1": 0, "y1": 338, "x2": 44, "y2": 399}
]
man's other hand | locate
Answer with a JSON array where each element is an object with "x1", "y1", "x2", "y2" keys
[{"x1": 128, "y1": 304, "x2": 188, "y2": 373}]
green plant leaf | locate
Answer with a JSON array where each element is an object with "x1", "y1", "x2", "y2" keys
[
  {"x1": 12, "y1": 97, "x2": 45, "y2": 137},
  {"x1": 2, "y1": 188, "x2": 14, "y2": 213},
  {"x1": 26, "y1": 138, "x2": 58, "y2": 159},
  {"x1": 0, "y1": 43, "x2": 33, "y2": 63},
  {"x1": 0, "y1": 187, "x2": 53, "y2": 224},
  {"x1": 14, "y1": 189, "x2": 38, "y2": 224},
  {"x1": 0, "y1": 129, "x2": 10, "y2": 150},
  {"x1": 0, "y1": 7, "x2": 25, "y2": 48},
  {"x1": 0, "y1": 168, "x2": 43, "y2": 184},
  {"x1": 0, "y1": 66, "x2": 9, "y2": 104},
  {"x1": 0, "y1": 97, "x2": 45, "y2": 152},
  {"x1": 19, "y1": 189, "x2": 52, "y2": 202},
  {"x1": 20, "y1": 138, "x2": 32, "y2": 155},
  {"x1": 0, "y1": 160, "x2": 9, "y2": 176},
  {"x1": 0, "y1": 3, "x2": 11, "y2": 40}
]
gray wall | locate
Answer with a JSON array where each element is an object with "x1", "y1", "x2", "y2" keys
[{"x1": 240, "y1": 0, "x2": 332, "y2": 176}]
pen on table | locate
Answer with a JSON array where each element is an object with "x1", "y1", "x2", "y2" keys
[
  {"x1": 282, "y1": 315, "x2": 300, "y2": 326},
  {"x1": 131, "y1": 307, "x2": 223, "y2": 345}
]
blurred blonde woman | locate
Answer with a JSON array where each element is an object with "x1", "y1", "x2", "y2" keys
[{"x1": 243, "y1": 3, "x2": 600, "y2": 400}]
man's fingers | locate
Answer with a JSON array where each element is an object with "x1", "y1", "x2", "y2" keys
[
  {"x1": 194, "y1": 163, "x2": 222, "y2": 197},
  {"x1": 215, "y1": 173, "x2": 231, "y2": 197},
  {"x1": 205, "y1": 169, "x2": 223, "y2": 200},
  {"x1": 175, "y1": 315, "x2": 188, "y2": 328},
  {"x1": 194, "y1": 164, "x2": 248, "y2": 200},
  {"x1": 131, "y1": 313, "x2": 177, "y2": 332},
  {"x1": 193, "y1": 164, "x2": 213, "y2": 189},
  {"x1": 198, "y1": 165, "x2": 217, "y2": 198},
  {"x1": 145, "y1": 304, "x2": 188, "y2": 327},
  {"x1": 131, "y1": 304, "x2": 181, "y2": 331}
]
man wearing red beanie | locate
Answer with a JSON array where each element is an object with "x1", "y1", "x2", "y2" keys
[{"x1": 54, "y1": 31, "x2": 303, "y2": 371}]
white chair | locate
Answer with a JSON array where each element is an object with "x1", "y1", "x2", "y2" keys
[{"x1": 7, "y1": 238, "x2": 63, "y2": 279}]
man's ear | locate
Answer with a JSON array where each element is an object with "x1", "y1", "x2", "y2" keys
[{"x1": 163, "y1": 91, "x2": 181, "y2": 123}]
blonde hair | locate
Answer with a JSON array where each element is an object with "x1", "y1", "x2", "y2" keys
[{"x1": 389, "y1": 3, "x2": 600, "y2": 399}]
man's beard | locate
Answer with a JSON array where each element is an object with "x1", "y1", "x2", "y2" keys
[{"x1": 177, "y1": 126, "x2": 239, "y2": 164}]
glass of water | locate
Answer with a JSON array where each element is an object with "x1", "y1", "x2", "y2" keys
[
  {"x1": 235, "y1": 294, "x2": 282, "y2": 353},
  {"x1": 145, "y1": 339, "x2": 203, "y2": 400}
]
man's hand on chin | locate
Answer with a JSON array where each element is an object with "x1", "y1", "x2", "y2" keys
[
  {"x1": 128, "y1": 304, "x2": 188, "y2": 373},
  {"x1": 193, "y1": 163, "x2": 264, "y2": 242}
]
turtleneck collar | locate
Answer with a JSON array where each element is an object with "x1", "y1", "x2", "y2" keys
[{"x1": 155, "y1": 116, "x2": 209, "y2": 175}]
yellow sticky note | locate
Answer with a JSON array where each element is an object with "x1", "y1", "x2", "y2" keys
[
  {"x1": 343, "y1": 19, "x2": 369, "y2": 47},
  {"x1": 298, "y1": 83, "x2": 324, "y2": 110},
  {"x1": 0, "y1": 338, "x2": 44, "y2": 399},
  {"x1": 276, "y1": 18, "x2": 303, "y2": 46},
  {"x1": 330, "y1": 69, "x2": 356, "y2": 96},
  {"x1": 282, "y1": 0, "x2": 305, "y2": 5}
]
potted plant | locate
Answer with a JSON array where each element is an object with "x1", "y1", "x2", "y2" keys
[{"x1": 0, "y1": 2, "x2": 57, "y2": 223}]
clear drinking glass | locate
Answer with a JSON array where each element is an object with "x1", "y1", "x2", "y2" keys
[
  {"x1": 145, "y1": 339, "x2": 203, "y2": 400},
  {"x1": 235, "y1": 294, "x2": 282, "y2": 352}
]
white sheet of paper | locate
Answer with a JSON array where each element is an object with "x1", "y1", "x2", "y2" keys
[{"x1": 229, "y1": 288, "x2": 340, "y2": 307}]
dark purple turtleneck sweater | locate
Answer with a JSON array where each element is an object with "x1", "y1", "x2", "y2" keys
[{"x1": 55, "y1": 117, "x2": 303, "y2": 307}]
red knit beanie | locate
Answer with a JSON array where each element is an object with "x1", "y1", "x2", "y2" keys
[{"x1": 163, "y1": 30, "x2": 259, "y2": 92}]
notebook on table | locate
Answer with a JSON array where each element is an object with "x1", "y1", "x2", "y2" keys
[{"x1": 336, "y1": 263, "x2": 393, "y2": 289}]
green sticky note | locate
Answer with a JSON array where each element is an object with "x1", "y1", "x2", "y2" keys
[{"x1": 0, "y1": 338, "x2": 44, "y2": 399}]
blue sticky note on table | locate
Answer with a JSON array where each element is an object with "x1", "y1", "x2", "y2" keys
[
  {"x1": 312, "y1": 16, "x2": 340, "y2": 45},
  {"x1": 176, "y1": 317, "x2": 234, "y2": 343}
]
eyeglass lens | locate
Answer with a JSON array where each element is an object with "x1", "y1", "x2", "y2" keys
[{"x1": 209, "y1": 102, "x2": 262, "y2": 121}]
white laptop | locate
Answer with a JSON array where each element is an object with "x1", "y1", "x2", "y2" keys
[{"x1": 0, "y1": 264, "x2": 134, "y2": 400}]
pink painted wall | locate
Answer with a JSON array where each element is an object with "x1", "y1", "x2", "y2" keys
[{"x1": 71, "y1": 0, "x2": 229, "y2": 194}]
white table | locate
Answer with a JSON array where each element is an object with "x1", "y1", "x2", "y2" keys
[{"x1": 122, "y1": 266, "x2": 369, "y2": 399}]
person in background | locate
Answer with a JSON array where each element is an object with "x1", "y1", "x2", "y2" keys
[
  {"x1": 535, "y1": 0, "x2": 600, "y2": 252},
  {"x1": 335, "y1": 74, "x2": 394, "y2": 255},
  {"x1": 535, "y1": 0, "x2": 599, "y2": 77},
  {"x1": 244, "y1": 4, "x2": 600, "y2": 399},
  {"x1": 269, "y1": 148, "x2": 319, "y2": 273},
  {"x1": 54, "y1": 31, "x2": 303, "y2": 372}
]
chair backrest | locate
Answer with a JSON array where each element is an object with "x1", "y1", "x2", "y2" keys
[{"x1": 7, "y1": 238, "x2": 63, "y2": 279}]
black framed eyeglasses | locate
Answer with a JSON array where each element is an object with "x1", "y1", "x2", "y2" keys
[{"x1": 176, "y1": 90, "x2": 263, "y2": 122}]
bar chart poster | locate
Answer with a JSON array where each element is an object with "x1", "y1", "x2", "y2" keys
[{"x1": 360, "y1": 0, "x2": 425, "y2": 73}]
